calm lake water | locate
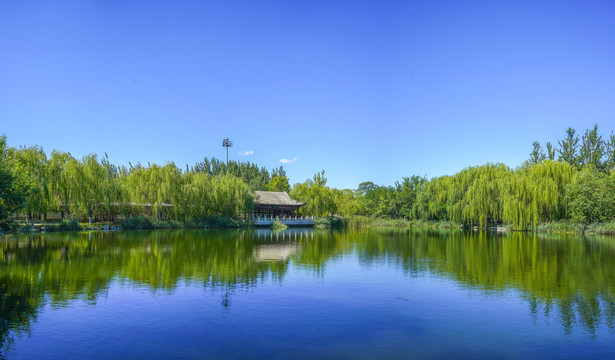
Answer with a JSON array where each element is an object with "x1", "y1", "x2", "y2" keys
[{"x1": 1, "y1": 228, "x2": 615, "y2": 359}]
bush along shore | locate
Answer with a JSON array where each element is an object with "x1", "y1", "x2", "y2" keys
[
  {"x1": 316, "y1": 216, "x2": 615, "y2": 235},
  {"x1": 5, "y1": 216, "x2": 615, "y2": 236},
  {"x1": 9, "y1": 216, "x2": 249, "y2": 233}
]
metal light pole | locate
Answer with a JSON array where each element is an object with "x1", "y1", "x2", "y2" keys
[{"x1": 222, "y1": 138, "x2": 233, "y2": 165}]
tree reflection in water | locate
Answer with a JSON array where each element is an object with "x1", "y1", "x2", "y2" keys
[{"x1": 1, "y1": 228, "x2": 615, "y2": 355}]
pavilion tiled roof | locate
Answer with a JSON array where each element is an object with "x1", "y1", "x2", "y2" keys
[{"x1": 253, "y1": 191, "x2": 305, "y2": 207}]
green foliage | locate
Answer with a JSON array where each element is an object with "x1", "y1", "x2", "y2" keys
[
  {"x1": 9, "y1": 144, "x2": 50, "y2": 222},
  {"x1": 291, "y1": 170, "x2": 337, "y2": 217},
  {"x1": 190, "y1": 216, "x2": 244, "y2": 228},
  {"x1": 0, "y1": 136, "x2": 25, "y2": 230},
  {"x1": 192, "y1": 157, "x2": 281, "y2": 191},
  {"x1": 73, "y1": 154, "x2": 113, "y2": 225},
  {"x1": 557, "y1": 127, "x2": 580, "y2": 167},
  {"x1": 268, "y1": 175, "x2": 290, "y2": 193},
  {"x1": 585, "y1": 220, "x2": 615, "y2": 235},
  {"x1": 271, "y1": 219, "x2": 288, "y2": 229},
  {"x1": 2, "y1": 125, "x2": 615, "y2": 232},
  {"x1": 405, "y1": 161, "x2": 577, "y2": 229},
  {"x1": 47, "y1": 151, "x2": 78, "y2": 217},
  {"x1": 122, "y1": 215, "x2": 154, "y2": 230},
  {"x1": 502, "y1": 161, "x2": 574, "y2": 229},
  {"x1": 579, "y1": 124, "x2": 605, "y2": 170},
  {"x1": 330, "y1": 189, "x2": 358, "y2": 216},
  {"x1": 313, "y1": 216, "x2": 347, "y2": 229},
  {"x1": 527, "y1": 141, "x2": 545, "y2": 165},
  {"x1": 566, "y1": 166, "x2": 615, "y2": 223},
  {"x1": 59, "y1": 217, "x2": 81, "y2": 231},
  {"x1": 545, "y1": 142, "x2": 555, "y2": 161},
  {"x1": 606, "y1": 132, "x2": 615, "y2": 173}
]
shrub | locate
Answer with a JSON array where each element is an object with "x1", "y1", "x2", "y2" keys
[
  {"x1": 59, "y1": 217, "x2": 81, "y2": 231},
  {"x1": 271, "y1": 219, "x2": 288, "y2": 230},
  {"x1": 122, "y1": 215, "x2": 154, "y2": 230},
  {"x1": 314, "y1": 216, "x2": 347, "y2": 229},
  {"x1": 188, "y1": 216, "x2": 244, "y2": 229}
]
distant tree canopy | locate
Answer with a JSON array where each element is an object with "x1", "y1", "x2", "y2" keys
[
  {"x1": 0, "y1": 148, "x2": 285, "y2": 226},
  {"x1": 534, "y1": 125, "x2": 615, "y2": 172},
  {"x1": 0, "y1": 124, "x2": 614, "y2": 228},
  {"x1": 192, "y1": 157, "x2": 276, "y2": 191}
]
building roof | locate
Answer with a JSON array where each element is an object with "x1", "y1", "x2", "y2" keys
[{"x1": 253, "y1": 191, "x2": 305, "y2": 207}]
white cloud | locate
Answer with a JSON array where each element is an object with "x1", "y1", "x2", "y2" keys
[
  {"x1": 279, "y1": 157, "x2": 298, "y2": 164},
  {"x1": 238, "y1": 150, "x2": 254, "y2": 156}
]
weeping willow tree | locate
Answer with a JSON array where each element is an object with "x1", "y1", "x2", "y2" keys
[
  {"x1": 412, "y1": 175, "x2": 450, "y2": 221},
  {"x1": 123, "y1": 163, "x2": 183, "y2": 220},
  {"x1": 291, "y1": 170, "x2": 338, "y2": 217},
  {"x1": 73, "y1": 154, "x2": 117, "y2": 225},
  {"x1": 199, "y1": 173, "x2": 253, "y2": 218},
  {"x1": 332, "y1": 188, "x2": 361, "y2": 217},
  {"x1": 462, "y1": 163, "x2": 509, "y2": 226},
  {"x1": 122, "y1": 165, "x2": 253, "y2": 222},
  {"x1": 412, "y1": 164, "x2": 509, "y2": 226},
  {"x1": 8, "y1": 145, "x2": 50, "y2": 223},
  {"x1": 411, "y1": 161, "x2": 578, "y2": 228},
  {"x1": 0, "y1": 136, "x2": 25, "y2": 230},
  {"x1": 47, "y1": 151, "x2": 79, "y2": 219},
  {"x1": 501, "y1": 161, "x2": 575, "y2": 229}
]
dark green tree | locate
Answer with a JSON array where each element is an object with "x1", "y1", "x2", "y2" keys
[
  {"x1": 0, "y1": 136, "x2": 25, "y2": 230},
  {"x1": 603, "y1": 131, "x2": 615, "y2": 172},
  {"x1": 579, "y1": 124, "x2": 605, "y2": 170},
  {"x1": 557, "y1": 128, "x2": 580, "y2": 167},
  {"x1": 566, "y1": 166, "x2": 615, "y2": 223},
  {"x1": 527, "y1": 141, "x2": 545, "y2": 165},
  {"x1": 546, "y1": 142, "x2": 556, "y2": 161}
]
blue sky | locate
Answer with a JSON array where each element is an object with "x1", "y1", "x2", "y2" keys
[{"x1": 1, "y1": 0, "x2": 614, "y2": 189}]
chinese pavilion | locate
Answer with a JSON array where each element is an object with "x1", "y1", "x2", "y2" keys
[{"x1": 253, "y1": 191, "x2": 305, "y2": 218}]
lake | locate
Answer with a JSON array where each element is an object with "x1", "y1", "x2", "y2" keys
[{"x1": 1, "y1": 228, "x2": 615, "y2": 359}]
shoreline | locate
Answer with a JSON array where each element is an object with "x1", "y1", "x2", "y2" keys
[{"x1": 3, "y1": 217, "x2": 615, "y2": 236}]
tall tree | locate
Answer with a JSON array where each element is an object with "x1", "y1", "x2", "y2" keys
[
  {"x1": 47, "y1": 151, "x2": 78, "y2": 219},
  {"x1": 546, "y1": 142, "x2": 556, "y2": 161},
  {"x1": 603, "y1": 131, "x2": 615, "y2": 172},
  {"x1": 579, "y1": 124, "x2": 605, "y2": 170},
  {"x1": 0, "y1": 136, "x2": 25, "y2": 230},
  {"x1": 395, "y1": 175, "x2": 425, "y2": 219},
  {"x1": 291, "y1": 171, "x2": 337, "y2": 217},
  {"x1": 268, "y1": 175, "x2": 290, "y2": 193},
  {"x1": 9, "y1": 146, "x2": 49, "y2": 224},
  {"x1": 74, "y1": 154, "x2": 109, "y2": 225},
  {"x1": 557, "y1": 128, "x2": 580, "y2": 167},
  {"x1": 527, "y1": 141, "x2": 545, "y2": 165}
]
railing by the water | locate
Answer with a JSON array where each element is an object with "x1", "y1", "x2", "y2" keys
[{"x1": 253, "y1": 216, "x2": 315, "y2": 227}]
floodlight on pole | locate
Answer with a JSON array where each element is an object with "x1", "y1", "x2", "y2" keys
[{"x1": 222, "y1": 138, "x2": 233, "y2": 165}]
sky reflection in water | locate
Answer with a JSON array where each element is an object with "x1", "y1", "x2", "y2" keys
[{"x1": 2, "y1": 229, "x2": 615, "y2": 359}]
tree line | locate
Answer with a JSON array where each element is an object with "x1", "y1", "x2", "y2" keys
[
  {"x1": 1, "y1": 124, "x2": 614, "y2": 230},
  {"x1": 0, "y1": 135, "x2": 292, "y2": 229},
  {"x1": 289, "y1": 125, "x2": 615, "y2": 229}
]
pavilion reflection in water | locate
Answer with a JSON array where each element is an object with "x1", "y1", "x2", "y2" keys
[{"x1": 252, "y1": 228, "x2": 314, "y2": 262}]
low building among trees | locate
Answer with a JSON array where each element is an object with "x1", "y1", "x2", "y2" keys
[{"x1": 253, "y1": 191, "x2": 305, "y2": 218}]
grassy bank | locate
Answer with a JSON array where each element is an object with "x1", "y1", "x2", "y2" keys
[
  {"x1": 334, "y1": 216, "x2": 615, "y2": 235},
  {"x1": 534, "y1": 221, "x2": 615, "y2": 235},
  {"x1": 6, "y1": 215, "x2": 249, "y2": 234},
  {"x1": 343, "y1": 216, "x2": 458, "y2": 230},
  {"x1": 7, "y1": 216, "x2": 615, "y2": 236}
]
